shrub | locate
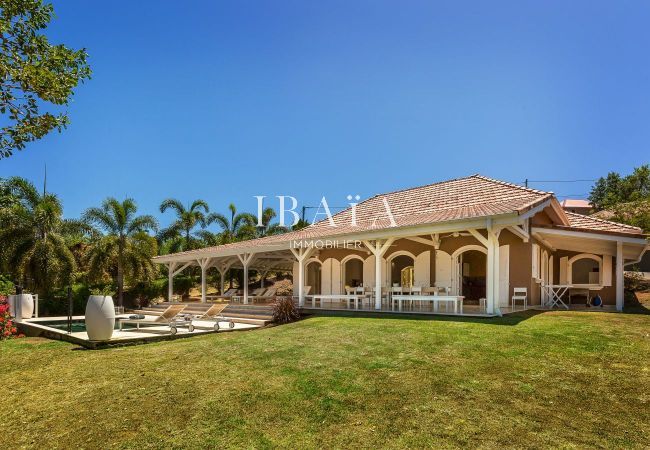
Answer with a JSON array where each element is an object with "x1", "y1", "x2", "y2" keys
[
  {"x1": 124, "y1": 278, "x2": 167, "y2": 308},
  {"x1": 625, "y1": 272, "x2": 650, "y2": 292},
  {"x1": 272, "y1": 297, "x2": 300, "y2": 324},
  {"x1": 0, "y1": 296, "x2": 18, "y2": 340},
  {"x1": 272, "y1": 279, "x2": 294, "y2": 296},
  {"x1": 0, "y1": 275, "x2": 14, "y2": 296}
]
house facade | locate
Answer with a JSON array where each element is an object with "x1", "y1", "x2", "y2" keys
[{"x1": 152, "y1": 175, "x2": 648, "y2": 315}]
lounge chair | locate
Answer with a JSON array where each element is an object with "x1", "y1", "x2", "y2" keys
[
  {"x1": 206, "y1": 288, "x2": 238, "y2": 302},
  {"x1": 191, "y1": 303, "x2": 234, "y2": 331},
  {"x1": 251, "y1": 287, "x2": 277, "y2": 303},
  {"x1": 118, "y1": 304, "x2": 191, "y2": 335},
  {"x1": 232, "y1": 287, "x2": 274, "y2": 303}
]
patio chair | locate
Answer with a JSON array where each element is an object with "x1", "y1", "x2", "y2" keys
[
  {"x1": 118, "y1": 304, "x2": 190, "y2": 335},
  {"x1": 191, "y1": 303, "x2": 234, "y2": 331},
  {"x1": 511, "y1": 287, "x2": 528, "y2": 310}
]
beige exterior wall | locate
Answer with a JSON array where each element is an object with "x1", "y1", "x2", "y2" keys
[{"x1": 293, "y1": 215, "x2": 621, "y2": 307}]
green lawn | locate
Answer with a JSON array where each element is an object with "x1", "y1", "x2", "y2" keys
[{"x1": 2, "y1": 310, "x2": 649, "y2": 449}]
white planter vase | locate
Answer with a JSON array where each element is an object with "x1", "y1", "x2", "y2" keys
[
  {"x1": 8, "y1": 294, "x2": 34, "y2": 320},
  {"x1": 85, "y1": 295, "x2": 115, "y2": 341}
]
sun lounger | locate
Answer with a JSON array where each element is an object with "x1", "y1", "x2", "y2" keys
[
  {"x1": 191, "y1": 303, "x2": 234, "y2": 331},
  {"x1": 232, "y1": 287, "x2": 273, "y2": 304},
  {"x1": 206, "y1": 288, "x2": 238, "y2": 302},
  {"x1": 118, "y1": 304, "x2": 191, "y2": 335}
]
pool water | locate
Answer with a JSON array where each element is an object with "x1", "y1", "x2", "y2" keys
[{"x1": 41, "y1": 320, "x2": 135, "y2": 332}]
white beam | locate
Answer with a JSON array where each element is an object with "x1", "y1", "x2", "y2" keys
[
  {"x1": 531, "y1": 227, "x2": 648, "y2": 245},
  {"x1": 172, "y1": 261, "x2": 193, "y2": 277},
  {"x1": 404, "y1": 236, "x2": 439, "y2": 248},
  {"x1": 508, "y1": 224, "x2": 530, "y2": 242},
  {"x1": 467, "y1": 229, "x2": 488, "y2": 247}
]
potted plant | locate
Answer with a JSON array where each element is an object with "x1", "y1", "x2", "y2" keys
[{"x1": 85, "y1": 287, "x2": 116, "y2": 341}]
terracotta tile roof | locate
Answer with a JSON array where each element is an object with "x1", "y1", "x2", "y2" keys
[
  {"x1": 560, "y1": 199, "x2": 592, "y2": 208},
  {"x1": 561, "y1": 212, "x2": 644, "y2": 235},
  {"x1": 154, "y1": 175, "x2": 555, "y2": 259}
]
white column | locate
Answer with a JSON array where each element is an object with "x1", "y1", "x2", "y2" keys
[
  {"x1": 243, "y1": 264, "x2": 249, "y2": 304},
  {"x1": 616, "y1": 240, "x2": 624, "y2": 311},
  {"x1": 167, "y1": 263, "x2": 175, "y2": 302},
  {"x1": 298, "y1": 261, "x2": 305, "y2": 305},
  {"x1": 486, "y1": 228, "x2": 500, "y2": 315},
  {"x1": 363, "y1": 238, "x2": 395, "y2": 310},
  {"x1": 237, "y1": 253, "x2": 255, "y2": 304},
  {"x1": 198, "y1": 258, "x2": 211, "y2": 303},
  {"x1": 375, "y1": 254, "x2": 382, "y2": 309},
  {"x1": 291, "y1": 247, "x2": 315, "y2": 307}
]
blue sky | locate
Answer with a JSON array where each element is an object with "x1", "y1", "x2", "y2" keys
[{"x1": 1, "y1": 1, "x2": 649, "y2": 226}]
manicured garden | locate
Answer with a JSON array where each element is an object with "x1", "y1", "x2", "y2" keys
[{"x1": 2, "y1": 309, "x2": 649, "y2": 448}]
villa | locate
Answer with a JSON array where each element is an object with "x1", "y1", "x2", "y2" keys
[{"x1": 152, "y1": 175, "x2": 649, "y2": 316}]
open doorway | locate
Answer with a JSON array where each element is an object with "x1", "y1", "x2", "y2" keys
[
  {"x1": 343, "y1": 257, "x2": 364, "y2": 288},
  {"x1": 305, "y1": 260, "x2": 322, "y2": 295},
  {"x1": 456, "y1": 249, "x2": 486, "y2": 300},
  {"x1": 390, "y1": 255, "x2": 415, "y2": 287}
]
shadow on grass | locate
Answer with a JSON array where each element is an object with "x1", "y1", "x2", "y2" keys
[
  {"x1": 621, "y1": 291, "x2": 650, "y2": 315},
  {"x1": 301, "y1": 308, "x2": 546, "y2": 326}
]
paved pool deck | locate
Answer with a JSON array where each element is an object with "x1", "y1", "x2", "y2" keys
[{"x1": 18, "y1": 315, "x2": 262, "y2": 349}]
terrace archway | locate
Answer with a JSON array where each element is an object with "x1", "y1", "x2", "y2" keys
[
  {"x1": 341, "y1": 255, "x2": 364, "y2": 288},
  {"x1": 452, "y1": 245, "x2": 487, "y2": 300},
  {"x1": 305, "y1": 259, "x2": 322, "y2": 295},
  {"x1": 388, "y1": 252, "x2": 416, "y2": 287}
]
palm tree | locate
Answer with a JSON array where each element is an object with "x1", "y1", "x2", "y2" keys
[
  {"x1": 83, "y1": 198, "x2": 158, "y2": 307},
  {"x1": 255, "y1": 207, "x2": 288, "y2": 237},
  {"x1": 206, "y1": 203, "x2": 257, "y2": 288},
  {"x1": 0, "y1": 177, "x2": 84, "y2": 296},
  {"x1": 207, "y1": 203, "x2": 256, "y2": 243},
  {"x1": 158, "y1": 199, "x2": 209, "y2": 253}
]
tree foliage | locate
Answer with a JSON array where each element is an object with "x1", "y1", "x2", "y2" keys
[
  {"x1": 207, "y1": 203, "x2": 256, "y2": 243},
  {"x1": 0, "y1": 176, "x2": 86, "y2": 295},
  {"x1": 83, "y1": 198, "x2": 158, "y2": 307},
  {"x1": 589, "y1": 165, "x2": 650, "y2": 210},
  {"x1": 589, "y1": 165, "x2": 650, "y2": 232},
  {"x1": 158, "y1": 198, "x2": 209, "y2": 253},
  {"x1": 0, "y1": 0, "x2": 91, "y2": 158}
]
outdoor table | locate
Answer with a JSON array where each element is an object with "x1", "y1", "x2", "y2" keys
[
  {"x1": 542, "y1": 284, "x2": 572, "y2": 309},
  {"x1": 392, "y1": 295, "x2": 464, "y2": 313},
  {"x1": 307, "y1": 294, "x2": 371, "y2": 309}
]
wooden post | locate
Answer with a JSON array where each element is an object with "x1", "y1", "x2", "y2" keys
[
  {"x1": 167, "y1": 262, "x2": 176, "y2": 302},
  {"x1": 237, "y1": 253, "x2": 255, "y2": 304},
  {"x1": 198, "y1": 258, "x2": 212, "y2": 303}
]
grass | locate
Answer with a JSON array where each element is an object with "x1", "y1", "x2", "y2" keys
[{"x1": 2, "y1": 309, "x2": 649, "y2": 449}]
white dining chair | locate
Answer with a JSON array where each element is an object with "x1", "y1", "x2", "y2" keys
[{"x1": 512, "y1": 287, "x2": 528, "y2": 310}]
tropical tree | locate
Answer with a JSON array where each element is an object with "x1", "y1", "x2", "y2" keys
[
  {"x1": 83, "y1": 198, "x2": 158, "y2": 307},
  {"x1": 158, "y1": 198, "x2": 209, "y2": 253},
  {"x1": 254, "y1": 207, "x2": 288, "y2": 237},
  {"x1": 0, "y1": 0, "x2": 92, "y2": 158},
  {"x1": 207, "y1": 203, "x2": 256, "y2": 243},
  {"x1": 0, "y1": 177, "x2": 84, "y2": 296}
]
